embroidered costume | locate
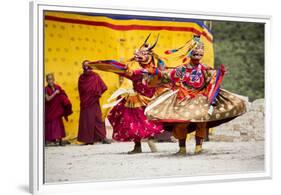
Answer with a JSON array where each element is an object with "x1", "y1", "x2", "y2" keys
[
  {"x1": 86, "y1": 34, "x2": 167, "y2": 153},
  {"x1": 145, "y1": 63, "x2": 246, "y2": 124},
  {"x1": 144, "y1": 35, "x2": 246, "y2": 155},
  {"x1": 107, "y1": 70, "x2": 164, "y2": 142}
]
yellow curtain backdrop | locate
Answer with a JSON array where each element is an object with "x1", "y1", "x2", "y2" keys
[{"x1": 44, "y1": 11, "x2": 214, "y2": 141}]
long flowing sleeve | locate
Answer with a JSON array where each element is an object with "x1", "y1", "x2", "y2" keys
[{"x1": 88, "y1": 60, "x2": 128, "y2": 74}]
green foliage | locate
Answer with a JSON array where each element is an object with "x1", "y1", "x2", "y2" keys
[{"x1": 211, "y1": 21, "x2": 264, "y2": 101}]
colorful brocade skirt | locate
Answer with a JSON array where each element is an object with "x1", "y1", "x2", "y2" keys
[
  {"x1": 107, "y1": 93, "x2": 164, "y2": 142},
  {"x1": 145, "y1": 88, "x2": 247, "y2": 128}
]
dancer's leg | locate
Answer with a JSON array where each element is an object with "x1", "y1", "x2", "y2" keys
[
  {"x1": 195, "y1": 123, "x2": 207, "y2": 154},
  {"x1": 128, "y1": 141, "x2": 142, "y2": 154},
  {"x1": 147, "y1": 137, "x2": 157, "y2": 153},
  {"x1": 173, "y1": 123, "x2": 189, "y2": 155}
]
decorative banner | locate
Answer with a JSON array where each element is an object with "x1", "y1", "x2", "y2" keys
[{"x1": 44, "y1": 11, "x2": 214, "y2": 141}]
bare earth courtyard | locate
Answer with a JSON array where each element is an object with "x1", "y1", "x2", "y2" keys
[
  {"x1": 45, "y1": 140, "x2": 264, "y2": 183},
  {"x1": 45, "y1": 99, "x2": 265, "y2": 183}
]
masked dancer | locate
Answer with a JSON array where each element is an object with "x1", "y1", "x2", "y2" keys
[
  {"x1": 87, "y1": 34, "x2": 168, "y2": 154},
  {"x1": 144, "y1": 35, "x2": 247, "y2": 155}
]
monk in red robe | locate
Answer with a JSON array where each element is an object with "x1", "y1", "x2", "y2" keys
[
  {"x1": 77, "y1": 61, "x2": 111, "y2": 145},
  {"x1": 45, "y1": 73, "x2": 73, "y2": 146}
]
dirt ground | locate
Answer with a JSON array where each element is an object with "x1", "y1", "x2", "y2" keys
[{"x1": 45, "y1": 140, "x2": 264, "y2": 183}]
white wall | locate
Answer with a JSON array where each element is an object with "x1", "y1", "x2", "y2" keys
[{"x1": 0, "y1": 0, "x2": 280, "y2": 194}]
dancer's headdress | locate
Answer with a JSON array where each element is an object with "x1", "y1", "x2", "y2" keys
[
  {"x1": 164, "y1": 34, "x2": 204, "y2": 63},
  {"x1": 140, "y1": 33, "x2": 159, "y2": 51},
  {"x1": 131, "y1": 33, "x2": 166, "y2": 70},
  {"x1": 86, "y1": 34, "x2": 166, "y2": 73}
]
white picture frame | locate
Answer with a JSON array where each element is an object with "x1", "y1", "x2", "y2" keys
[{"x1": 29, "y1": 0, "x2": 272, "y2": 194}]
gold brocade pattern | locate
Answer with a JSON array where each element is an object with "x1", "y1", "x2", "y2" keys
[
  {"x1": 124, "y1": 93, "x2": 151, "y2": 108},
  {"x1": 146, "y1": 89, "x2": 246, "y2": 124},
  {"x1": 122, "y1": 87, "x2": 170, "y2": 108}
]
